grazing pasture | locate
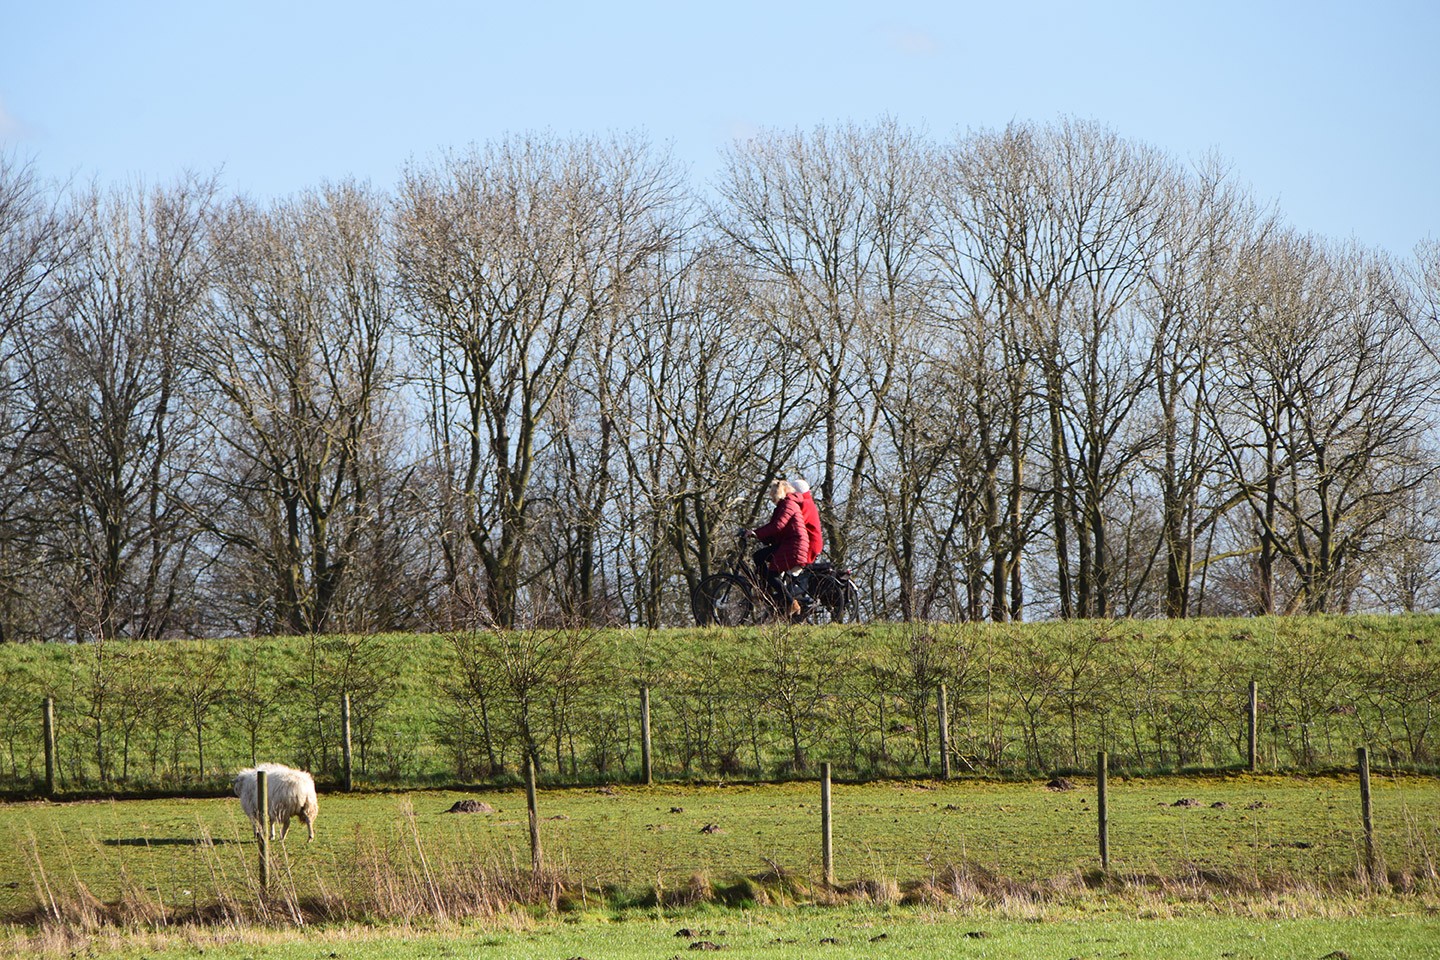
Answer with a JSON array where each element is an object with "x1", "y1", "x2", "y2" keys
[
  {"x1": 3, "y1": 617, "x2": 1438, "y2": 956},
  {"x1": 4, "y1": 774, "x2": 1436, "y2": 924},
  {"x1": 8, "y1": 908, "x2": 1440, "y2": 960}
]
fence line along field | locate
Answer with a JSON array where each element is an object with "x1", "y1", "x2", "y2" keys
[
  {"x1": 0, "y1": 615, "x2": 1438, "y2": 798},
  {"x1": 4, "y1": 772, "x2": 1437, "y2": 925}
]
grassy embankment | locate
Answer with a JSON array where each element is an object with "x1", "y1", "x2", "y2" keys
[{"x1": 1, "y1": 614, "x2": 1438, "y2": 796}]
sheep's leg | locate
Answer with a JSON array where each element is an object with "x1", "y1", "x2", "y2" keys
[
  {"x1": 302, "y1": 814, "x2": 314, "y2": 842},
  {"x1": 277, "y1": 817, "x2": 290, "y2": 841}
]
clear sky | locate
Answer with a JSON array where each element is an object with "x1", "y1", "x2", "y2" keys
[{"x1": 2, "y1": 0, "x2": 1436, "y2": 258}]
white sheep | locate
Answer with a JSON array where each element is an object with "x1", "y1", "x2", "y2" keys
[{"x1": 233, "y1": 763, "x2": 319, "y2": 842}]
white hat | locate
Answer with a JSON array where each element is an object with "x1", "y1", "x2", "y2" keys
[{"x1": 791, "y1": 478, "x2": 810, "y2": 494}]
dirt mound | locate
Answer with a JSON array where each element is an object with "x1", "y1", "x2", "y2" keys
[{"x1": 445, "y1": 799, "x2": 495, "y2": 814}]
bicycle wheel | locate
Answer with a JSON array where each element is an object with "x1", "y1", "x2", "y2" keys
[
  {"x1": 834, "y1": 580, "x2": 860, "y2": 622},
  {"x1": 823, "y1": 581, "x2": 852, "y2": 627},
  {"x1": 808, "y1": 578, "x2": 859, "y2": 624},
  {"x1": 693, "y1": 573, "x2": 757, "y2": 626}
]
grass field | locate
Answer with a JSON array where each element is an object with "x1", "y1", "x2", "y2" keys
[
  {"x1": 8, "y1": 908, "x2": 1440, "y2": 960},
  {"x1": 4, "y1": 774, "x2": 1437, "y2": 922},
  {"x1": 4, "y1": 617, "x2": 1439, "y2": 956}
]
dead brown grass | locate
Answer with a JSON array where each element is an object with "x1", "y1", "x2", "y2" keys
[{"x1": 8, "y1": 806, "x2": 1438, "y2": 960}]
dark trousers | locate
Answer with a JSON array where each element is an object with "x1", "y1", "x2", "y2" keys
[
  {"x1": 753, "y1": 545, "x2": 781, "y2": 604},
  {"x1": 754, "y1": 544, "x2": 810, "y2": 608}
]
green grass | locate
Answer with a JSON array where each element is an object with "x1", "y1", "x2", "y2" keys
[
  {"x1": 6, "y1": 907, "x2": 1440, "y2": 959},
  {"x1": 4, "y1": 616, "x2": 1438, "y2": 958},
  {"x1": 2, "y1": 613, "x2": 1439, "y2": 794},
  {"x1": 4, "y1": 774, "x2": 1437, "y2": 922}
]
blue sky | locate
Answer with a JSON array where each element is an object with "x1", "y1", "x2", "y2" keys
[{"x1": 3, "y1": 0, "x2": 1436, "y2": 258}]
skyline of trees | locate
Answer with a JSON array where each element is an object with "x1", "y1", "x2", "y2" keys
[{"x1": 1, "y1": 117, "x2": 1437, "y2": 639}]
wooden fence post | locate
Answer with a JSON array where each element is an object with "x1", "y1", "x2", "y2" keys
[
  {"x1": 525, "y1": 753, "x2": 543, "y2": 873},
  {"x1": 640, "y1": 684, "x2": 653, "y2": 786},
  {"x1": 820, "y1": 761, "x2": 834, "y2": 887},
  {"x1": 341, "y1": 692, "x2": 354, "y2": 792},
  {"x1": 1097, "y1": 750, "x2": 1109, "y2": 872},
  {"x1": 1358, "y1": 746, "x2": 1375, "y2": 880},
  {"x1": 1248, "y1": 680, "x2": 1259, "y2": 772},
  {"x1": 257, "y1": 768, "x2": 270, "y2": 896},
  {"x1": 43, "y1": 697, "x2": 56, "y2": 798},
  {"x1": 937, "y1": 684, "x2": 951, "y2": 780}
]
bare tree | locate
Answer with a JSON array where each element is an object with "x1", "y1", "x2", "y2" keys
[
  {"x1": 933, "y1": 121, "x2": 1169, "y2": 619},
  {"x1": 1137, "y1": 157, "x2": 1263, "y2": 616},
  {"x1": 1362, "y1": 471, "x2": 1440, "y2": 612},
  {"x1": 1024, "y1": 120, "x2": 1169, "y2": 618},
  {"x1": 931, "y1": 127, "x2": 1050, "y2": 621},
  {"x1": 0, "y1": 154, "x2": 80, "y2": 640},
  {"x1": 615, "y1": 241, "x2": 806, "y2": 620},
  {"x1": 201, "y1": 181, "x2": 404, "y2": 634},
  {"x1": 862, "y1": 329, "x2": 986, "y2": 620},
  {"x1": 169, "y1": 639, "x2": 230, "y2": 778},
  {"x1": 1213, "y1": 234, "x2": 1440, "y2": 612},
  {"x1": 23, "y1": 175, "x2": 216, "y2": 639},
  {"x1": 397, "y1": 134, "x2": 678, "y2": 627},
  {"x1": 531, "y1": 139, "x2": 690, "y2": 623},
  {"x1": 716, "y1": 119, "x2": 932, "y2": 570}
]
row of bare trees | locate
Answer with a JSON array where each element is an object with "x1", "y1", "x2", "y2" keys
[{"x1": 2, "y1": 117, "x2": 1438, "y2": 639}]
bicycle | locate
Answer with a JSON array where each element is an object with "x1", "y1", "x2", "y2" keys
[{"x1": 691, "y1": 532, "x2": 861, "y2": 626}]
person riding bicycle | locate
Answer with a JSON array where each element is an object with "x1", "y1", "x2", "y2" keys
[
  {"x1": 744, "y1": 478, "x2": 812, "y2": 615},
  {"x1": 791, "y1": 477, "x2": 823, "y2": 565}
]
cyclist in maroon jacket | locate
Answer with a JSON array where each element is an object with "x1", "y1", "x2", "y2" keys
[{"x1": 744, "y1": 478, "x2": 811, "y2": 612}]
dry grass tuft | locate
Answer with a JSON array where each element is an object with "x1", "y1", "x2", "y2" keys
[
  {"x1": 10, "y1": 813, "x2": 1440, "y2": 956},
  {"x1": 837, "y1": 876, "x2": 901, "y2": 905}
]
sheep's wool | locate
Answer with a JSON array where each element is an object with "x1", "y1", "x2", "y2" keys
[{"x1": 233, "y1": 763, "x2": 319, "y2": 842}]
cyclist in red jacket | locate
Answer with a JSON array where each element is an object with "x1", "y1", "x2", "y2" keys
[
  {"x1": 745, "y1": 478, "x2": 811, "y2": 613},
  {"x1": 791, "y1": 477, "x2": 823, "y2": 564}
]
